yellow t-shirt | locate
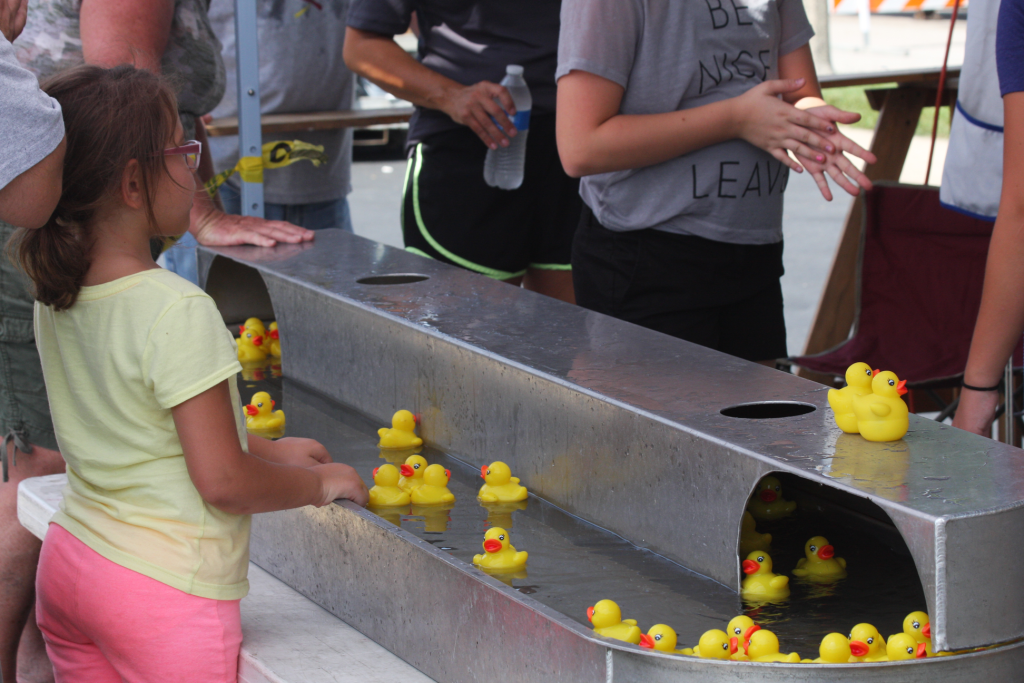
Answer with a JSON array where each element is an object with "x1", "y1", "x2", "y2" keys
[{"x1": 35, "y1": 268, "x2": 250, "y2": 600}]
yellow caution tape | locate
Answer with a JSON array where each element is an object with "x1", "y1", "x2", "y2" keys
[{"x1": 204, "y1": 140, "x2": 328, "y2": 198}]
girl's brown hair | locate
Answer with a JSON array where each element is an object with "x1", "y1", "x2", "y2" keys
[{"x1": 8, "y1": 65, "x2": 179, "y2": 311}]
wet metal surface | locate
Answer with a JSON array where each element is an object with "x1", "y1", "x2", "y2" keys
[{"x1": 200, "y1": 230, "x2": 1024, "y2": 651}]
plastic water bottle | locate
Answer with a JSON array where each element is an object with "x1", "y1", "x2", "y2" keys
[{"x1": 484, "y1": 65, "x2": 532, "y2": 190}]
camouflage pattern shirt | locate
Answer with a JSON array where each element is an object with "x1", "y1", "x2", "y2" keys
[{"x1": 12, "y1": 0, "x2": 226, "y2": 138}]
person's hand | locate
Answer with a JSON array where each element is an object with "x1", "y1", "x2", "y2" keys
[
  {"x1": 952, "y1": 388, "x2": 1000, "y2": 437},
  {"x1": 733, "y1": 78, "x2": 836, "y2": 173},
  {"x1": 440, "y1": 81, "x2": 517, "y2": 150},
  {"x1": 311, "y1": 462, "x2": 369, "y2": 507},
  {"x1": 192, "y1": 206, "x2": 314, "y2": 248},
  {"x1": 268, "y1": 437, "x2": 332, "y2": 468},
  {"x1": 793, "y1": 103, "x2": 877, "y2": 201},
  {"x1": 0, "y1": 0, "x2": 28, "y2": 42}
]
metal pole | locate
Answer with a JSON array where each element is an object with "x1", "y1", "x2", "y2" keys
[
  {"x1": 1005, "y1": 357, "x2": 1015, "y2": 446},
  {"x1": 234, "y1": 0, "x2": 264, "y2": 218}
]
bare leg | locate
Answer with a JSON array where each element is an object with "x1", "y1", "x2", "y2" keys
[
  {"x1": 504, "y1": 269, "x2": 575, "y2": 304},
  {"x1": 17, "y1": 606, "x2": 54, "y2": 683},
  {"x1": 0, "y1": 442, "x2": 63, "y2": 683}
]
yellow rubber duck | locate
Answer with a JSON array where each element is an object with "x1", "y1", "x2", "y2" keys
[
  {"x1": 410, "y1": 464, "x2": 455, "y2": 506},
  {"x1": 473, "y1": 527, "x2": 527, "y2": 571},
  {"x1": 244, "y1": 391, "x2": 285, "y2": 432},
  {"x1": 267, "y1": 321, "x2": 281, "y2": 357},
  {"x1": 586, "y1": 599, "x2": 641, "y2": 645},
  {"x1": 726, "y1": 615, "x2": 760, "y2": 653},
  {"x1": 378, "y1": 409, "x2": 423, "y2": 450},
  {"x1": 237, "y1": 328, "x2": 268, "y2": 362},
  {"x1": 827, "y1": 362, "x2": 877, "y2": 433},
  {"x1": 741, "y1": 551, "x2": 790, "y2": 600},
  {"x1": 792, "y1": 536, "x2": 847, "y2": 580},
  {"x1": 848, "y1": 623, "x2": 886, "y2": 662},
  {"x1": 903, "y1": 611, "x2": 934, "y2": 656},
  {"x1": 690, "y1": 629, "x2": 741, "y2": 660},
  {"x1": 739, "y1": 511, "x2": 772, "y2": 556},
  {"x1": 747, "y1": 475, "x2": 797, "y2": 521},
  {"x1": 478, "y1": 461, "x2": 528, "y2": 503},
  {"x1": 746, "y1": 629, "x2": 801, "y2": 663},
  {"x1": 398, "y1": 454, "x2": 428, "y2": 492},
  {"x1": 812, "y1": 633, "x2": 852, "y2": 663},
  {"x1": 368, "y1": 464, "x2": 411, "y2": 507},
  {"x1": 853, "y1": 370, "x2": 909, "y2": 442},
  {"x1": 640, "y1": 624, "x2": 685, "y2": 653},
  {"x1": 887, "y1": 633, "x2": 927, "y2": 660}
]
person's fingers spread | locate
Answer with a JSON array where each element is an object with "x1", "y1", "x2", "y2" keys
[
  {"x1": 810, "y1": 170, "x2": 834, "y2": 202},
  {"x1": 794, "y1": 110, "x2": 834, "y2": 133},
  {"x1": 786, "y1": 139, "x2": 826, "y2": 165},
  {"x1": 487, "y1": 84, "x2": 516, "y2": 118},
  {"x1": 827, "y1": 165, "x2": 861, "y2": 196},
  {"x1": 760, "y1": 78, "x2": 805, "y2": 96},
  {"x1": 834, "y1": 156, "x2": 873, "y2": 190},
  {"x1": 771, "y1": 149, "x2": 803, "y2": 173},
  {"x1": 835, "y1": 133, "x2": 876, "y2": 163}
]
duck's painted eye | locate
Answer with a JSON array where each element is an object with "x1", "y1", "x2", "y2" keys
[
  {"x1": 734, "y1": 627, "x2": 742, "y2": 635},
  {"x1": 413, "y1": 463, "x2": 420, "y2": 470},
  {"x1": 774, "y1": 485, "x2": 780, "y2": 492},
  {"x1": 912, "y1": 621, "x2": 920, "y2": 630},
  {"x1": 498, "y1": 534, "x2": 505, "y2": 541},
  {"x1": 257, "y1": 402, "x2": 263, "y2": 408},
  {"x1": 756, "y1": 556, "x2": 764, "y2": 562},
  {"x1": 486, "y1": 469, "x2": 491, "y2": 475},
  {"x1": 865, "y1": 368, "x2": 872, "y2": 375},
  {"x1": 906, "y1": 646, "x2": 914, "y2": 654},
  {"x1": 810, "y1": 545, "x2": 817, "y2": 553},
  {"x1": 888, "y1": 379, "x2": 896, "y2": 386},
  {"x1": 721, "y1": 642, "x2": 729, "y2": 651},
  {"x1": 867, "y1": 637, "x2": 874, "y2": 645},
  {"x1": 655, "y1": 634, "x2": 663, "y2": 641},
  {"x1": 848, "y1": 633, "x2": 853, "y2": 640}
]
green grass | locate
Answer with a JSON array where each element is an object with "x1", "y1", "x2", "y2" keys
[{"x1": 822, "y1": 85, "x2": 952, "y2": 138}]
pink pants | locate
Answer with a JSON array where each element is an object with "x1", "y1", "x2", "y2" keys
[{"x1": 36, "y1": 524, "x2": 242, "y2": 683}]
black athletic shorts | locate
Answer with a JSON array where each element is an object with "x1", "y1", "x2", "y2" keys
[
  {"x1": 571, "y1": 207, "x2": 788, "y2": 363},
  {"x1": 402, "y1": 113, "x2": 581, "y2": 280}
]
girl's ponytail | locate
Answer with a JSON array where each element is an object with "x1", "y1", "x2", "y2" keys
[{"x1": 6, "y1": 65, "x2": 178, "y2": 311}]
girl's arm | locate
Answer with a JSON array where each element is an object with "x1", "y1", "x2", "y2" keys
[
  {"x1": 777, "y1": 45, "x2": 877, "y2": 200},
  {"x1": 173, "y1": 381, "x2": 369, "y2": 514},
  {"x1": 247, "y1": 434, "x2": 332, "y2": 468},
  {"x1": 952, "y1": 91, "x2": 1024, "y2": 436},
  {"x1": 556, "y1": 70, "x2": 835, "y2": 178}
]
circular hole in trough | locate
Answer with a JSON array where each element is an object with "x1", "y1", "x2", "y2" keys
[
  {"x1": 720, "y1": 401, "x2": 816, "y2": 419},
  {"x1": 356, "y1": 274, "x2": 430, "y2": 286}
]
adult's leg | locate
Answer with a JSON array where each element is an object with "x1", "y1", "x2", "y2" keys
[{"x1": 0, "y1": 442, "x2": 63, "y2": 683}]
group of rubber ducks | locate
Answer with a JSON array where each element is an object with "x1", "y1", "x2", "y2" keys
[
  {"x1": 588, "y1": 600, "x2": 937, "y2": 663},
  {"x1": 827, "y1": 362, "x2": 910, "y2": 442},
  {"x1": 371, "y1": 411, "x2": 531, "y2": 571},
  {"x1": 236, "y1": 317, "x2": 282, "y2": 362}
]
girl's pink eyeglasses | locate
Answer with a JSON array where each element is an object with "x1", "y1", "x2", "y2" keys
[{"x1": 163, "y1": 140, "x2": 202, "y2": 171}]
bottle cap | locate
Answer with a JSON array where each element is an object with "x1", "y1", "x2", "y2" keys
[{"x1": 506, "y1": 64, "x2": 524, "y2": 76}]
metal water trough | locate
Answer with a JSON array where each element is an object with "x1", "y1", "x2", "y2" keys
[{"x1": 198, "y1": 230, "x2": 1024, "y2": 681}]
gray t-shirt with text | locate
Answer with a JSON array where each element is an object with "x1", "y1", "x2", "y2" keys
[
  {"x1": 557, "y1": 0, "x2": 813, "y2": 244},
  {"x1": 0, "y1": 33, "x2": 63, "y2": 190}
]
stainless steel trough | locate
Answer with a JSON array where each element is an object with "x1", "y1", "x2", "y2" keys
[{"x1": 198, "y1": 230, "x2": 1024, "y2": 680}]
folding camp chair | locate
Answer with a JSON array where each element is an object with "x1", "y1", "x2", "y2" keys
[{"x1": 789, "y1": 182, "x2": 1022, "y2": 422}]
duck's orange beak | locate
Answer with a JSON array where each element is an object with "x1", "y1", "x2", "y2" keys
[
  {"x1": 271, "y1": 400, "x2": 276, "y2": 408},
  {"x1": 253, "y1": 335, "x2": 263, "y2": 346},
  {"x1": 897, "y1": 379, "x2": 908, "y2": 396},
  {"x1": 373, "y1": 467, "x2": 379, "y2": 477},
  {"x1": 759, "y1": 489, "x2": 777, "y2": 503},
  {"x1": 729, "y1": 637, "x2": 739, "y2": 655},
  {"x1": 744, "y1": 624, "x2": 761, "y2": 646},
  {"x1": 400, "y1": 464, "x2": 414, "y2": 477},
  {"x1": 244, "y1": 405, "x2": 258, "y2": 416},
  {"x1": 481, "y1": 465, "x2": 488, "y2": 480},
  {"x1": 916, "y1": 643, "x2": 927, "y2": 658},
  {"x1": 270, "y1": 329, "x2": 279, "y2": 339},
  {"x1": 872, "y1": 368, "x2": 880, "y2": 377},
  {"x1": 922, "y1": 623, "x2": 931, "y2": 639},
  {"x1": 239, "y1": 325, "x2": 246, "y2": 333},
  {"x1": 817, "y1": 545, "x2": 835, "y2": 560},
  {"x1": 413, "y1": 413, "x2": 421, "y2": 424},
  {"x1": 639, "y1": 634, "x2": 655, "y2": 649},
  {"x1": 742, "y1": 559, "x2": 760, "y2": 574},
  {"x1": 483, "y1": 539, "x2": 502, "y2": 553},
  {"x1": 587, "y1": 606, "x2": 595, "y2": 622},
  {"x1": 849, "y1": 641, "x2": 869, "y2": 657},
  {"x1": 444, "y1": 469, "x2": 451, "y2": 480}
]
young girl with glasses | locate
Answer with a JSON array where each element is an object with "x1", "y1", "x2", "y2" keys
[{"x1": 9, "y1": 65, "x2": 369, "y2": 682}]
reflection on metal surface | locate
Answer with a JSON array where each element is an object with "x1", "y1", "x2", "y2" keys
[
  {"x1": 356, "y1": 273, "x2": 430, "y2": 286},
  {"x1": 721, "y1": 402, "x2": 817, "y2": 419},
  {"x1": 200, "y1": 230, "x2": 1024, "y2": 652}
]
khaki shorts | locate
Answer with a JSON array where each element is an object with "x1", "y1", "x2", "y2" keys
[{"x1": 0, "y1": 221, "x2": 57, "y2": 453}]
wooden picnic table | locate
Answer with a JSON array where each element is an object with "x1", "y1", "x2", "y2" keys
[{"x1": 204, "y1": 106, "x2": 415, "y2": 137}]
